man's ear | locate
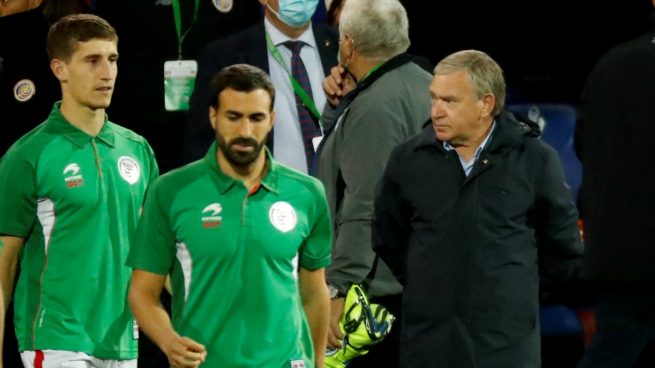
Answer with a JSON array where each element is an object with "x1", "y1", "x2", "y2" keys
[
  {"x1": 269, "y1": 110, "x2": 276, "y2": 130},
  {"x1": 50, "y1": 59, "x2": 67, "y2": 82},
  {"x1": 209, "y1": 106, "x2": 218, "y2": 131},
  {"x1": 481, "y1": 93, "x2": 496, "y2": 117}
]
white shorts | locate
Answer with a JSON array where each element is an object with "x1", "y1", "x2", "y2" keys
[{"x1": 20, "y1": 350, "x2": 137, "y2": 368}]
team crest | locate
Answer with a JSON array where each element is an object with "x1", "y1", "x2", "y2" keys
[
  {"x1": 269, "y1": 201, "x2": 297, "y2": 233},
  {"x1": 212, "y1": 0, "x2": 233, "y2": 13},
  {"x1": 117, "y1": 156, "x2": 140, "y2": 185},
  {"x1": 14, "y1": 79, "x2": 35, "y2": 102}
]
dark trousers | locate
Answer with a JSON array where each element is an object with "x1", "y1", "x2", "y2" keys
[
  {"x1": 577, "y1": 290, "x2": 655, "y2": 368},
  {"x1": 349, "y1": 293, "x2": 402, "y2": 368}
]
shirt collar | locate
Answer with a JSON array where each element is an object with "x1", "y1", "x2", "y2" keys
[
  {"x1": 442, "y1": 120, "x2": 496, "y2": 157},
  {"x1": 202, "y1": 142, "x2": 280, "y2": 194},
  {"x1": 45, "y1": 101, "x2": 115, "y2": 148},
  {"x1": 264, "y1": 17, "x2": 317, "y2": 49}
]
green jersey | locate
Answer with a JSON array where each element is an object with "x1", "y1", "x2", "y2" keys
[
  {"x1": 128, "y1": 143, "x2": 332, "y2": 367},
  {"x1": 0, "y1": 103, "x2": 158, "y2": 359}
]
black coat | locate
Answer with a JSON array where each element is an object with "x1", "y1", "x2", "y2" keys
[
  {"x1": 183, "y1": 21, "x2": 338, "y2": 164},
  {"x1": 373, "y1": 111, "x2": 583, "y2": 368},
  {"x1": 575, "y1": 14, "x2": 655, "y2": 285}
]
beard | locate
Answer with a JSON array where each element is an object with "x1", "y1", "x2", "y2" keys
[{"x1": 216, "y1": 132, "x2": 267, "y2": 167}]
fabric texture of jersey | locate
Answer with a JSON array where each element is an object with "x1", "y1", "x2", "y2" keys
[
  {"x1": 0, "y1": 102, "x2": 159, "y2": 359},
  {"x1": 127, "y1": 142, "x2": 332, "y2": 367}
]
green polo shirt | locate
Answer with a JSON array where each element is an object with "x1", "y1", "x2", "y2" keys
[
  {"x1": 128, "y1": 143, "x2": 332, "y2": 367},
  {"x1": 0, "y1": 102, "x2": 158, "y2": 359}
]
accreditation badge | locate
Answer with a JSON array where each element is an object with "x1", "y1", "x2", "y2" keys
[{"x1": 164, "y1": 60, "x2": 197, "y2": 111}]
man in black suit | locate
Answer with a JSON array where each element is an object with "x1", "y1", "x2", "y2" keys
[{"x1": 184, "y1": 0, "x2": 338, "y2": 174}]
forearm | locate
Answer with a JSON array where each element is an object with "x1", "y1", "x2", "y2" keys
[
  {"x1": 129, "y1": 289, "x2": 179, "y2": 352},
  {"x1": 300, "y1": 269, "x2": 330, "y2": 368},
  {"x1": 303, "y1": 286, "x2": 329, "y2": 367}
]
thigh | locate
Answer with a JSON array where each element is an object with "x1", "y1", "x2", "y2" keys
[{"x1": 20, "y1": 350, "x2": 94, "y2": 368}]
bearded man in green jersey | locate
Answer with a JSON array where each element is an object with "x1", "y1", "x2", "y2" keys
[
  {"x1": 0, "y1": 14, "x2": 158, "y2": 368},
  {"x1": 128, "y1": 64, "x2": 332, "y2": 368}
]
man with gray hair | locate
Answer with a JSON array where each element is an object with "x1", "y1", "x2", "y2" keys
[
  {"x1": 372, "y1": 49, "x2": 583, "y2": 367},
  {"x1": 314, "y1": 0, "x2": 432, "y2": 366}
]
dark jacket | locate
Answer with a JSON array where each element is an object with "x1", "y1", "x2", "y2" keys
[
  {"x1": 574, "y1": 14, "x2": 655, "y2": 285},
  {"x1": 183, "y1": 21, "x2": 338, "y2": 164},
  {"x1": 373, "y1": 111, "x2": 583, "y2": 368}
]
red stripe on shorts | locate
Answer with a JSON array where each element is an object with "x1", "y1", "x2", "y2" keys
[{"x1": 35, "y1": 350, "x2": 45, "y2": 368}]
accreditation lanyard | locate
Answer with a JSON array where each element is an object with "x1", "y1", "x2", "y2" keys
[
  {"x1": 172, "y1": 0, "x2": 201, "y2": 59},
  {"x1": 265, "y1": 32, "x2": 323, "y2": 129}
]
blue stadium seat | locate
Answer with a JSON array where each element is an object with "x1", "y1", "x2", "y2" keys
[{"x1": 507, "y1": 104, "x2": 582, "y2": 202}]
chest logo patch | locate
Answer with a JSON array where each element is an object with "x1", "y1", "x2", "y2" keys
[
  {"x1": 269, "y1": 201, "x2": 297, "y2": 233},
  {"x1": 117, "y1": 156, "x2": 140, "y2": 185},
  {"x1": 202, "y1": 203, "x2": 223, "y2": 228},
  {"x1": 63, "y1": 163, "x2": 84, "y2": 188}
]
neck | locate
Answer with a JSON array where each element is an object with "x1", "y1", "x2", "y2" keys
[
  {"x1": 217, "y1": 151, "x2": 268, "y2": 192},
  {"x1": 452, "y1": 119, "x2": 494, "y2": 162},
  {"x1": 349, "y1": 57, "x2": 384, "y2": 82},
  {"x1": 59, "y1": 99, "x2": 106, "y2": 136},
  {"x1": 265, "y1": 11, "x2": 309, "y2": 39}
]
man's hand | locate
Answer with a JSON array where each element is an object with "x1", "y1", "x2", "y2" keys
[
  {"x1": 162, "y1": 335, "x2": 207, "y2": 368},
  {"x1": 327, "y1": 297, "x2": 346, "y2": 349},
  {"x1": 322, "y1": 66, "x2": 356, "y2": 108}
]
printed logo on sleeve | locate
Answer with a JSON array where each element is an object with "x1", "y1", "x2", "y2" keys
[
  {"x1": 117, "y1": 156, "x2": 141, "y2": 185},
  {"x1": 201, "y1": 203, "x2": 223, "y2": 228},
  {"x1": 290, "y1": 360, "x2": 306, "y2": 368},
  {"x1": 269, "y1": 201, "x2": 297, "y2": 233},
  {"x1": 63, "y1": 163, "x2": 84, "y2": 188}
]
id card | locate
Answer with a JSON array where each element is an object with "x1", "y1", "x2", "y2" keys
[{"x1": 164, "y1": 60, "x2": 197, "y2": 111}]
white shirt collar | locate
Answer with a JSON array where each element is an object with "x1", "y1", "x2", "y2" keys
[{"x1": 264, "y1": 17, "x2": 317, "y2": 49}]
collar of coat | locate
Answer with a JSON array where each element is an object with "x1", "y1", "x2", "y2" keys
[{"x1": 415, "y1": 110, "x2": 541, "y2": 155}]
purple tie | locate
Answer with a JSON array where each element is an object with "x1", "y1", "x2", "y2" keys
[{"x1": 283, "y1": 41, "x2": 321, "y2": 168}]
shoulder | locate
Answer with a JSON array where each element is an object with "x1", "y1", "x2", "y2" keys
[
  {"x1": 107, "y1": 121, "x2": 153, "y2": 149},
  {"x1": 2, "y1": 122, "x2": 53, "y2": 167},
  {"x1": 203, "y1": 22, "x2": 263, "y2": 52},
  {"x1": 275, "y1": 163, "x2": 326, "y2": 197},
  {"x1": 153, "y1": 160, "x2": 206, "y2": 192}
]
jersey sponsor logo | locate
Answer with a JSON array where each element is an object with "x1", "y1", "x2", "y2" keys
[
  {"x1": 269, "y1": 201, "x2": 297, "y2": 233},
  {"x1": 117, "y1": 156, "x2": 141, "y2": 185},
  {"x1": 63, "y1": 163, "x2": 84, "y2": 188},
  {"x1": 290, "y1": 360, "x2": 306, "y2": 368},
  {"x1": 201, "y1": 203, "x2": 223, "y2": 228}
]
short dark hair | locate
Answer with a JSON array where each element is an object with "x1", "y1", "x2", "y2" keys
[
  {"x1": 209, "y1": 64, "x2": 275, "y2": 111},
  {"x1": 47, "y1": 13, "x2": 117, "y2": 62}
]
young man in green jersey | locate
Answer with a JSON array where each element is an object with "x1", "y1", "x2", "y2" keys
[
  {"x1": 0, "y1": 14, "x2": 158, "y2": 368},
  {"x1": 128, "y1": 64, "x2": 331, "y2": 368}
]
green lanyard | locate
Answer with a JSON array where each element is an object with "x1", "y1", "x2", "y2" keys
[
  {"x1": 265, "y1": 31, "x2": 323, "y2": 128},
  {"x1": 172, "y1": 0, "x2": 201, "y2": 59}
]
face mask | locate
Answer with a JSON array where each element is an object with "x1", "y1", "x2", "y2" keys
[{"x1": 267, "y1": 0, "x2": 319, "y2": 28}]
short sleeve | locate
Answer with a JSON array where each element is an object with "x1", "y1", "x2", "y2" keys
[
  {"x1": 299, "y1": 182, "x2": 332, "y2": 270},
  {"x1": 0, "y1": 152, "x2": 37, "y2": 237},
  {"x1": 127, "y1": 178, "x2": 176, "y2": 275}
]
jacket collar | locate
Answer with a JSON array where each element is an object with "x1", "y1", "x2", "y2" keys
[{"x1": 415, "y1": 110, "x2": 540, "y2": 154}]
